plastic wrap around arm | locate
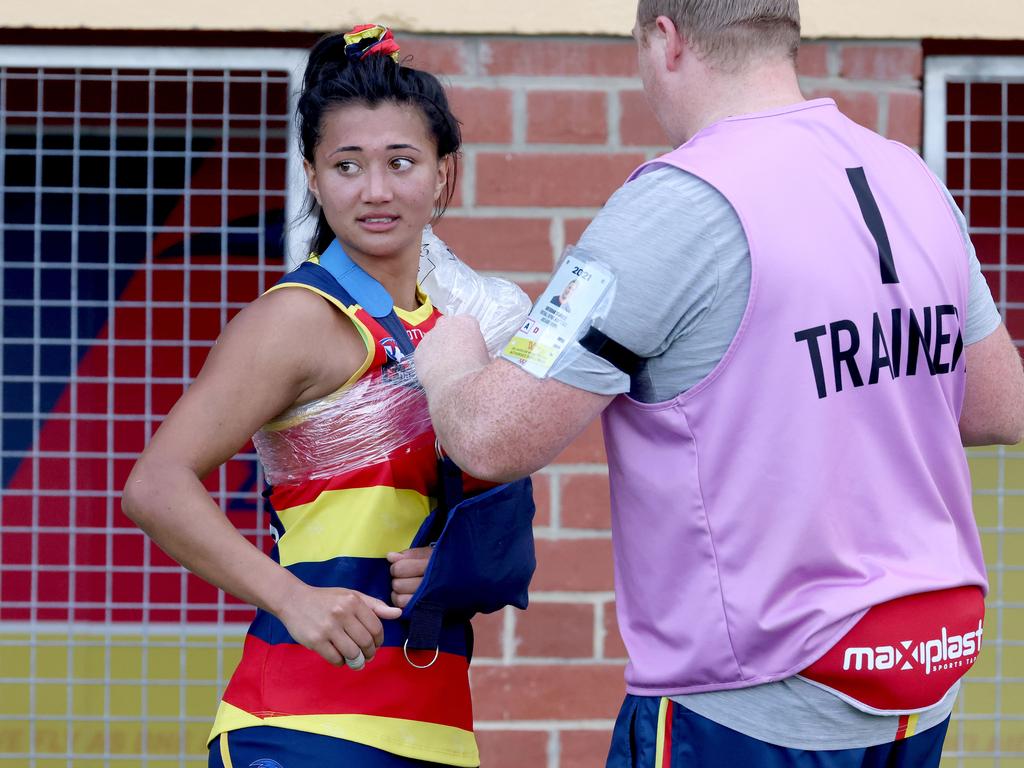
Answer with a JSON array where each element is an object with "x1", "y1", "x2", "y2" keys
[
  {"x1": 253, "y1": 361, "x2": 433, "y2": 487},
  {"x1": 256, "y1": 229, "x2": 529, "y2": 486},
  {"x1": 418, "y1": 226, "x2": 532, "y2": 355}
]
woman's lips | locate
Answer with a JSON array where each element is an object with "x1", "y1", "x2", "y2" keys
[{"x1": 357, "y1": 215, "x2": 399, "y2": 233}]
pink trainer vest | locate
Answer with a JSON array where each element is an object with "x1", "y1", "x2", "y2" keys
[{"x1": 606, "y1": 99, "x2": 988, "y2": 695}]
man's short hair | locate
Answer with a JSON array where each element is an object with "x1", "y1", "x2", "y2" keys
[{"x1": 637, "y1": 0, "x2": 801, "y2": 70}]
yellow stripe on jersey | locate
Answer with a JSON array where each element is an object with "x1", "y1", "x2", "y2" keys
[
  {"x1": 904, "y1": 713, "x2": 919, "y2": 739},
  {"x1": 219, "y1": 734, "x2": 234, "y2": 768},
  {"x1": 654, "y1": 697, "x2": 670, "y2": 768},
  {"x1": 261, "y1": 282, "x2": 378, "y2": 432},
  {"x1": 395, "y1": 285, "x2": 435, "y2": 326},
  {"x1": 275, "y1": 486, "x2": 432, "y2": 565},
  {"x1": 209, "y1": 701, "x2": 479, "y2": 767}
]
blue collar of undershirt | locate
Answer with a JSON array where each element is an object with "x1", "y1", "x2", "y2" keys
[{"x1": 317, "y1": 239, "x2": 395, "y2": 319}]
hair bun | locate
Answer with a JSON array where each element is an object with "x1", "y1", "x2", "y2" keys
[
  {"x1": 343, "y1": 24, "x2": 401, "y2": 63},
  {"x1": 302, "y1": 25, "x2": 401, "y2": 92}
]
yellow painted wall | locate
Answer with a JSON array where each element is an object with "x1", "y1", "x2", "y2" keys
[{"x1": 4, "y1": 0, "x2": 1024, "y2": 40}]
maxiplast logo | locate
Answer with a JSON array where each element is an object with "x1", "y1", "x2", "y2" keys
[{"x1": 842, "y1": 620, "x2": 983, "y2": 675}]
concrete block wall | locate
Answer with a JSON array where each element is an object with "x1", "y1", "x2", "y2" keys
[{"x1": 397, "y1": 34, "x2": 925, "y2": 767}]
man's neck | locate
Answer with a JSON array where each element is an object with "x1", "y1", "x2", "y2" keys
[{"x1": 677, "y1": 61, "x2": 806, "y2": 144}]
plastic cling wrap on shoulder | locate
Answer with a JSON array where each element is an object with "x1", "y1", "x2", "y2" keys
[
  {"x1": 255, "y1": 228, "x2": 531, "y2": 486},
  {"x1": 418, "y1": 226, "x2": 532, "y2": 355},
  {"x1": 253, "y1": 360, "x2": 434, "y2": 487}
]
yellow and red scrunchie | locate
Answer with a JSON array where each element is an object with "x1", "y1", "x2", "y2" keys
[{"x1": 344, "y1": 24, "x2": 401, "y2": 63}]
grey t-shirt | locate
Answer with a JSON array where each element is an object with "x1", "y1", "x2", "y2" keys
[
  {"x1": 555, "y1": 166, "x2": 1001, "y2": 402},
  {"x1": 549, "y1": 165, "x2": 1001, "y2": 749}
]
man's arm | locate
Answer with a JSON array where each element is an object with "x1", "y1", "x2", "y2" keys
[
  {"x1": 959, "y1": 323, "x2": 1024, "y2": 446},
  {"x1": 416, "y1": 315, "x2": 613, "y2": 482}
]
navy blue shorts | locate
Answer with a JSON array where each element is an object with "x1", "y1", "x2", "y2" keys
[
  {"x1": 209, "y1": 728, "x2": 453, "y2": 767},
  {"x1": 606, "y1": 695, "x2": 949, "y2": 768}
]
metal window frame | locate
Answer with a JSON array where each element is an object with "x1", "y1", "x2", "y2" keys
[
  {"x1": 0, "y1": 44, "x2": 313, "y2": 266},
  {"x1": 924, "y1": 55, "x2": 1023, "y2": 327},
  {"x1": 0, "y1": 45, "x2": 310, "y2": 765},
  {"x1": 924, "y1": 55, "x2": 1024, "y2": 179}
]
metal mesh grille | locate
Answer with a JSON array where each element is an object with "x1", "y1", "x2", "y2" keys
[
  {"x1": 925, "y1": 57, "x2": 1024, "y2": 767},
  {"x1": 0, "y1": 55, "x2": 299, "y2": 765}
]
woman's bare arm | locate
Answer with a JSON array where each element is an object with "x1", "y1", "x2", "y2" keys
[{"x1": 122, "y1": 288, "x2": 399, "y2": 666}]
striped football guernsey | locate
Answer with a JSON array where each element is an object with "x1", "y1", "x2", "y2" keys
[{"x1": 207, "y1": 256, "x2": 479, "y2": 767}]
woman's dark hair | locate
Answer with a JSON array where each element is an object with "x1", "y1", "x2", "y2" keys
[{"x1": 297, "y1": 31, "x2": 462, "y2": 255}]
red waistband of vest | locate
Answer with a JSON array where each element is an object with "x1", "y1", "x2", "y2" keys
[{"x1": 800, "y1": 586, "x2": 984, "y2": 713}]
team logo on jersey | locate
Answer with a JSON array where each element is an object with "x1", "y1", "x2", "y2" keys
[
  {"x1": 249, "y1": 760, "x2": 284, "y2": 768},
  {"x1": 380, "y1": 336, "x2": 408, "y2": 363}
]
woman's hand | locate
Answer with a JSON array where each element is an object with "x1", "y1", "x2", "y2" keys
[
  {"x1": 277, "y1": 583, "x2": 402, "y2": 670},
  {"x1": 387, "y1": 546, "x2": 434, "y2": 608}
]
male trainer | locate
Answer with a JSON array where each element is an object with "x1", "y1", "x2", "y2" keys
[{"x1": 416, "y1": 1, "x2": 1024, "y2": 764}]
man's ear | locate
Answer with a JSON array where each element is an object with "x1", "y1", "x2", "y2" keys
[{"x1": 656, "y1": 15, "x2": 685, "y2": 72}]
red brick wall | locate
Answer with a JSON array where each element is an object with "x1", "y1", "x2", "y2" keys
[{"x1": 402, "y1": 35, "x2": 925, "y2": 767}]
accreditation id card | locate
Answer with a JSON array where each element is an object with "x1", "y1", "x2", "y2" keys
[{"x1": 501, "y1": 252, "x2": 614, "y2": 378}]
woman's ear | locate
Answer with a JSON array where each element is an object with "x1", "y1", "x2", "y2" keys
[
  {"x1": 304, "y1": 158, "x2": 322, "y2": 207},
  {"x1": 434, "y1": 155, "x2": 450, "y2": 203}
]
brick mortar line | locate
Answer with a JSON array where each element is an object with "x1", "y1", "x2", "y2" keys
[
  {"x1": 474, "y1": 720, "x2": 618, "y2": 730},
  {"x1": 799, "y1": 77, "x2": 923, "y2": 91},
  {"x1": 473, "y1": 655, "x2": 629, "y2": 665},
  {"x1": 594, "y1": 600, "x2": 606, "y2": 660},
  {"x1": 830, "y1": 39, "x2": 924, "y2": 48},
  {"x1": 465, "y1": 37, "x2": 483, "y2": 78},
  {"x1": 461, "y1": 149, "x2": 476, "y2": 208},
  {"x1": 443, "y1": 207, "x2": 604, "y2": 218},
  {"x1": 549, "y1": 217, "x2": 565, "y2": 267},
  {"x1": 549, "y1": 474, "x2": 561, "y2": 530},
  {"x1": 405, "y1": 33, "x2": 917, "y2": 42},
  {"x1": 608, "y1": 88, "x2": 623, "y2": 149},
  {"x1": 824, "y1": 41, "x2": 841, "y2": 78},
  {"x1": 524, "y1": 592, "x2": 616, "y2": 602},
  {"x1": 473, "y1": 657, "x2": 626, "y2": 667},
  {"x1": 469, "y1": 271, "x2": 554, "y2": 282},
  {"x1": 511, "y1": 87, "x2": 527, "y2": 146},
  {"x1": 467, "y1": 75, "x2": 925, "y2": 94},
  {"x1": 464, "y1": 140, "x2": 650, "y2": 153},
  {"x1": 504, "y1": 603, "x2": 517, "y2": 664},
  {"x1": 538, "y1": 464, "x2": 609, "y2": 474},
  {"x1": 548, "y1": 729, "x2": 560, "y2": 768},
  {"x1": 442, "y1": 75, "x2": 644, "y2": 90},
  {"x1": 533, "y1": 528, "x2": 611, "y2": 540}
]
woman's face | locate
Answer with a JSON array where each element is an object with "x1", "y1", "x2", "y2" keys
[{"x1": 305, "y1": 101, "x2": 447, "y2": 266}]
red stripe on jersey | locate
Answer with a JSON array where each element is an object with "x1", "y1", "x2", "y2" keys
[
  {"x1": 895, "y1": 714, "x2": 910, "y2": 740},
  {"x1": 222, "y1": 635, "x2": 473, "y2": 730},
  {"x1": 662, "y1": 700, "x2": 674, "y2": 766},
  {"x1": 269, "y1": 430, "x2": 438, "y2": 510}
]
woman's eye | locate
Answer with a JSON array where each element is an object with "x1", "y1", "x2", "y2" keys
[
  {"x1": 337, "y1": 161, "x2": 359, "y2": 174},
  {"x1": 389, "y1": 157, "x2": 413, "y2": 171}
]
